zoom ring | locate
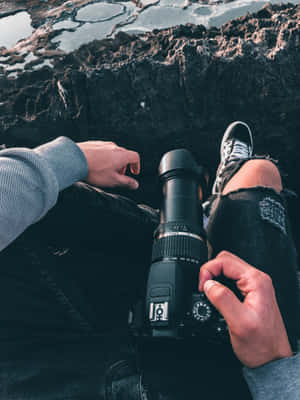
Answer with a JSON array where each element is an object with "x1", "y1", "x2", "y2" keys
[{"x1": 151, "y1": 234, "x2": 207, "y2": 263}]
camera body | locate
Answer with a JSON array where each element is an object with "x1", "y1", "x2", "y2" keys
[{"x1": 130, "y1": 149, "x2": 228, "y2": 343}]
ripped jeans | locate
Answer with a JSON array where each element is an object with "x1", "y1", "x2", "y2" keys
[
  {"x1": 205, "y1": 156, "x2": 300, "y2": 353},
  {"x1": 0, "y1": 156, "x2": 298, "y2": 400}
]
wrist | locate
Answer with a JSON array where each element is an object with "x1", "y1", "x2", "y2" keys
[
  {"x1": 34, "y1": 136, "x2": 89, "y2": 190},
  {"x1": 243, "y1": 346, "x2": 293, "y2": 369}
]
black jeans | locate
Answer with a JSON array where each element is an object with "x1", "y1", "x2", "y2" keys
[
  {"x1": 0, "y1": 158, "x2": 298, "y2": 399},
  {"x1": 205, "y1": 157, "x2": 300, "y2": 353}
]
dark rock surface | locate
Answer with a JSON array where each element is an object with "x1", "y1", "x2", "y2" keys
[{"x1": 0, "y1": 2, "x2": 300, "y2": 247}]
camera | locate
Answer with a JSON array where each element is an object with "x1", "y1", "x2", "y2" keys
[{"x1": 130, "y1": 149, "x2": 228, "y2": 342}]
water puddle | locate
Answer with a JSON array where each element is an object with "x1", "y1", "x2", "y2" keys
[
  {"x1": 1, "y1": 0, "x2": 300, "y2": 78},
  {"x1": 128, "y1": 6, "x2": 197, "y2": 31},
  {"x1": 76, "y1": 2, "x2": 125, "y2": 22},
  {"x1": 159, "y1": 0, "x2": 187, "y2": 8},
  {"x1": 52, "y1": 2, "x2": 137, "y2": 52},
  {"x1": 52, "y1": 19, "x2": 80, "y2": 31},
  {"x1": 209, "y1": 0, "x2": 300, "y2": 28},
  {"x1": 0, "y1": 11, "x2": 33, "y2": 50},
  {"x1": 193, "y1": 7, "x2": 213, "y2": 16}
]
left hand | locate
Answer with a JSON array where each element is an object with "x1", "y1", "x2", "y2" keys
[{"x1": 77, "y1": 140, "x2": 140, "y2": 189}]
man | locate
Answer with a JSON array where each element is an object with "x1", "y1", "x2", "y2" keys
[{"x1": 0, "y1": 124, "x2": 298, "y2": 399}]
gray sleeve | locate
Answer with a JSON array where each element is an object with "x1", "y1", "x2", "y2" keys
[
  {"x1": 0, "y1": 136, "x2": 88, "y2": 251},
  {"x1": 243, "y1": 347, "x2": 300, "y2": 400}
]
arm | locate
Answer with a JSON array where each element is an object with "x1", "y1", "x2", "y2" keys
[
  {"x1": 199, "y1": 251, "x2": 299, "y2": 400},
  {"x1": 0, "y1": 136, "x2": 140, "y2": 251},
  {"x1": 243, "y1": 347, "x2": 300, "y2": 400},
  {"x1": 0, "y1": 136, "x2": 87, "y2": 251}
]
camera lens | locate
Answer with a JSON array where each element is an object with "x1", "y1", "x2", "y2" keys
[{"x1": 151, "y1": 149, "x2": 207, "y2": 266}]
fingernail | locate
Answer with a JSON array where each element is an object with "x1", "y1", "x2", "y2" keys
[
  {"x1": 204, "y1": 280, "x2": 216, "y2": 293},
  {"x1": 132, "y1": 181, "x2": 139, "y2": 189}
]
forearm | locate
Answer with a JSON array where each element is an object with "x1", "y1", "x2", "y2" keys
[
  {"x1": 0, "y1": 136, "x2": 88, "y2": 251},
  {"x1": 243, "y1": 343, "x2": 300, "y2": 400}
]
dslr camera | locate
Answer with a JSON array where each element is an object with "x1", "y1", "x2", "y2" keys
[{"x1": 130, "y1": 149, "x2": 228, "y2": 342}]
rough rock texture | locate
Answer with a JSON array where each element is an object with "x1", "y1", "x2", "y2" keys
[{"x1": 0, "y1": 2, "x2": 300, "y2": 248}]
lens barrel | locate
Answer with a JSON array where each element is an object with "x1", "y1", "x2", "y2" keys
[{"x1": 152, "y1": 149, "x2": 207, "y2": 266}]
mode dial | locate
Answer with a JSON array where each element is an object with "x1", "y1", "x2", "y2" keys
[{"x1": 192, "y1": 299, "x2": 212, "y2": 322}]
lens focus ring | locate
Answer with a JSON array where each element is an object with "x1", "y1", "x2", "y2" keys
[{"x1": 151, "y1": 233, "x2": 207, "y2": 264}]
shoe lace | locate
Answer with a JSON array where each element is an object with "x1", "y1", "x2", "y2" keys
[
  {"x1": 223, "y1": 140, "x2": 233, "y2": 161},
  {"x1": 213, "y1": 140, "x2": 250, "y2": 193},
  {"x1": 228, "y1": 139, "x2": 250, "y2": 162}
]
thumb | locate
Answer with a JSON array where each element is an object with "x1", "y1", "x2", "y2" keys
[
  {"x1": 204, "y1": 280, "x2": 244, "y2": 328},
  {"x1": 116, "y1": 173, "x2": 139, "y2": 190}
]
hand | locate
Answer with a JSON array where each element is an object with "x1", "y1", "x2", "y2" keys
[
  {"x1": 77, "y1": 141, "x2": 140, "y2": 189},
  {"x1": 199, "y1": 251, "x2": 293, "y2": 368}
]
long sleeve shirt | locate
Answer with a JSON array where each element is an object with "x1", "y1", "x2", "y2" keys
[
  {"x1": 243, "y1": 352, "x2": 300, "y2": 399},
  {"x1": 0, "y1": 135, "x2": 298, "y2": 399},
  {"x1": 0, "y1": 136, "x2": 88, "y2": 251}
]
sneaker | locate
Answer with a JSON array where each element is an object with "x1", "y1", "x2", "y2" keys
[{"x1": 211, "y1": 121, "x2": 253, "y2": 194}]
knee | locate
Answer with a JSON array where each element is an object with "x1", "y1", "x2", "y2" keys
[
  {"x1": 223, "y1": 159, "x2": 283, "y2": 194},
  {"x1": 243, "y1": 159, "x2": 281, "y2": 183}
]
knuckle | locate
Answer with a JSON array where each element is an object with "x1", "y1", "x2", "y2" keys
[
  {"x1": 199, "y1": 267, "x2": 206, "y2": 278},
  {"x1": 253, "y1": 271, "x2": 273, "y2": 290},
  {"x1": 130, "y1": 150, "x2": 139, "y2": 158},
  {"x1": 210, "y1": 284, "x2": 227, "y2": 301},
  {"x1": 261, "y1": 271, "x2": 272, "y2": 284},
  {"x1": 246, "y1": 269, "x2": 259, "y2": 282},
  {"x1": 261, "y1": 272, "x2": 274, "y2": 291},
  {"x1": 217, "y1": 250, "x2": 231, "y2": 259}
]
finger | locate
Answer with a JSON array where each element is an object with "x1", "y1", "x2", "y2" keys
[
  {"x1": 115, "y1": 173, "x2": 139, "y2": 190},
  {"x1": 124, "y1": 150, "x2": 140, "y2": 175},
  {"x1": 119, "y1": 165, "x2": 127, "y2": 175},
  {"x1": 204, "y1": 280, "x2": 244, "y2": 328},
  {"x1": 199, "y1": 251, "x2": 255, "y2": 291}
]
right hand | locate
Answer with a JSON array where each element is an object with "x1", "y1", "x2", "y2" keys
[
  {"x1": 199, "y1": 251, "x2": 293, "y2": 368},
  {"x1": 77, "y1": 141, "x2": 140, "y2": 189}
]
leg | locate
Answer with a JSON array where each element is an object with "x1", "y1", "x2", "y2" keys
[
  {"x1": 203, "y1": 123, "x2": 300, "y2": 400},
  {"x1": 199, "y1": 122, "x2": 300, "y2": 400},
  {"x1": 222, "y1": 159, "x2": 283, "y2": 195},
  {"x1": 207, "y1": 154, "x2": 300, "y2": 355}
]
